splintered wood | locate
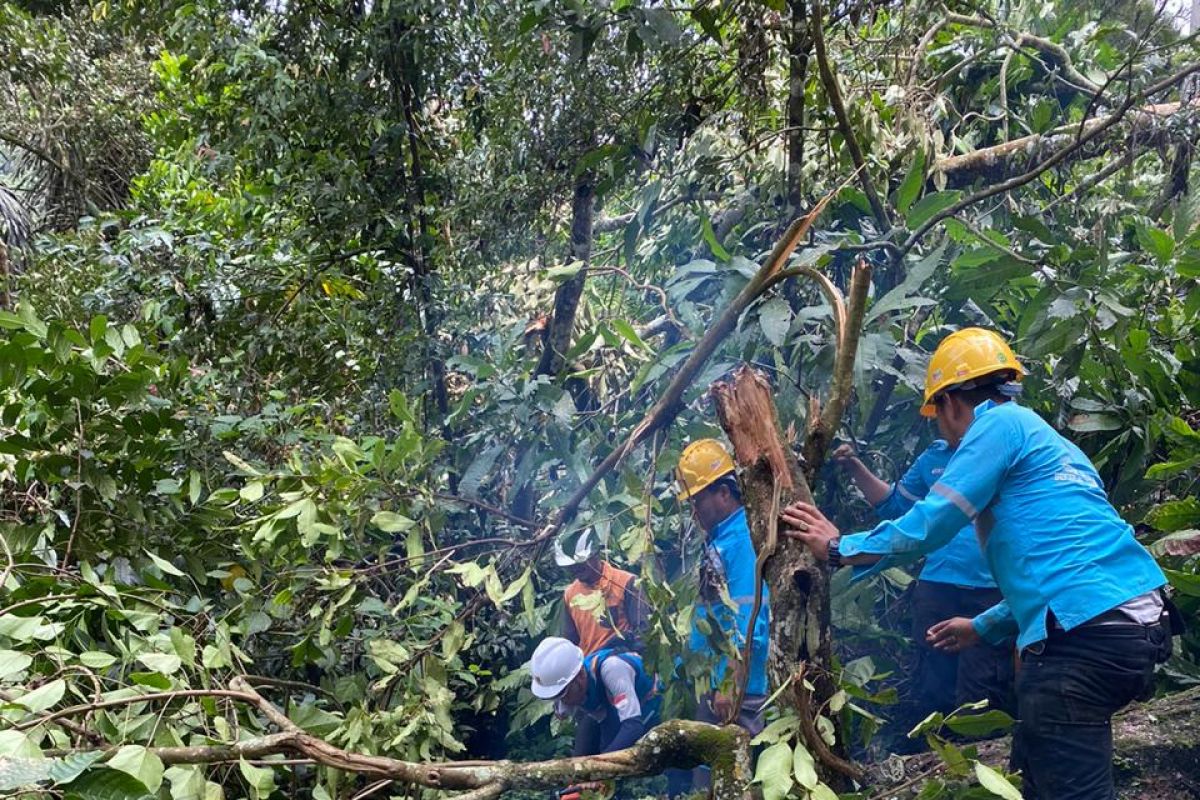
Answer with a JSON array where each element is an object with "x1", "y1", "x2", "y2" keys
[{"x1": 710, "y1": 365, "x2": 799, "y2": 498}]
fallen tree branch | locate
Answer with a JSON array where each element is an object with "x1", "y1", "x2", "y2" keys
[
  {"x1": 902, "y1": 62, "x2": 1200, "y2": 257},
  {"x1": 932, "y1": 100, "x2": 1190, "y2": 179},
  {"x1": 76, "y1": 678, "x2": 749, "y2": 799},
  {"x1": 943, "y1": 11, "x2": 1102, "y2": 94}
]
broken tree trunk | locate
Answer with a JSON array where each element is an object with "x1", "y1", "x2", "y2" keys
[{"x1": 712, "y1": 366, "x2": 863, "y2": 786}]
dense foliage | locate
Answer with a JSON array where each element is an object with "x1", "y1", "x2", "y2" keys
[{"x1": 0, "y1": 0, "x2": 1197, "y2": 798}]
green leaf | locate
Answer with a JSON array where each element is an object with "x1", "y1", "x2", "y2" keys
[
  {"x1": 188, "y1": 471, "x2": 202, "y2": 505},
  {"x1": 1176, "y1": 249, "x2": 1200, "y2": 278},
  {"x1": 0, "y1": 756, "x2": 50, "y2": 791},
  {"x1": 691, "y1": 6, "x2": 723, "y2": 42},
  {"x1": 792, "y1": 740, "x2": 817, "y2": 789},
  {"x1": 331, "y1": 436, "x2": 367, "y2": 463},
  {"x1": 0, "y1": 731, "x2": 41, "y2": 760},
  {"x1": 943, "y1": 709, "x2": 1015, "y2": 737},
  {"x1": 610, "y1": 318, "x2": 651, "y2": 351},
  {"x1": 867, "y1": 240, "x2": 946, "y2": 323},
  {"x1": 78, "y1": 651, "x2": 118, "y2": 669},
  {"x1": 758, "y1": 297, "x2": 793, "y2": 347},
  {"x1": 106, "y1": 746, "x2": 164, "y2": 793},
  {"x1": 239, "y1": 480, "x2": 264, "y2": 502},
  {"x1": 906, "y1": 190, "x2": 962, "y2": 229},
  {"x1": 1136, "y1": 224, "x2": 1174, "y2": 265},
  {"x1": 752, "y1": 740, "x2": 793, "y2": 800},
  {"x1": 894, "y1": 149, "x2": 926, "y2": 214},
  {"x1": 143, "y1": 549, "x2": 185, "y2": 577},
  {"x1": 1066, "y1": 413, "x2": 1123, "y2": 433},
  {"x1": 89, "y1": 315, "x2": 108, "y2": 344},
  {"x1": 164, "y1": 765, "x2": 207, "y2": 800},
  {"x1": 137, "y1": 653, "x2": 182, "y2": 675},
  {"x1": 14, "y1": 679, "x2": 65, "y2": 713},
  {"x1": 0, "y1": 616, "x2": 44, "y2": 643},
  {"x1": 238, "y1": 758, "x2": 276, "y2": 800},
  {"x1": 48, "y1": 752, "x2": 105, "y2": 785},
  {"x1": 62, "y1": 767, "x2": 154, "y2": 800},
  {"x1": 1164, "y1": 568, "x2": 1200, "y2": 597},
  {"x1": 0, "y1": 650, "x2": 33, "y2": 680},
  {"x1": 1145, "y1": 498, "x2": 1200, "y2": 532},
  {"x1": 974, "y1": 762, "x2": 1022, "y2": 800},
  {"x1": 700, "y1": 215, "x2": 731, "y2": 261},
  {"x1": 371, "y1": 511, "x2": 416, "y2": 533}
]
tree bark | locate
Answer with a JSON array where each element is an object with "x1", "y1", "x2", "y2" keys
[
  {"x1": 537, "y1": 177, "x2": 596, "y2": 377},
  {"x1": 711, "y1": 366, "x2": 861, "y2": 785},
  {"x1": 786, "y1": 0, "x2": 811, "y2": 214}
]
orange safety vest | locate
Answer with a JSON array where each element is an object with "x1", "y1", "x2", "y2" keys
[{"x1": 563, "y1": 562, "x2": 636, "y2": 655}]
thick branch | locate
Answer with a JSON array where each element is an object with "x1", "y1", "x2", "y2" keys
[
  {"x1": 943, "y1": 12, "x2": 1101, "y2": 94},
  {"x1": 903, "y1": 64, "x2": 1200, "y2": 257},
  {"x1": 802, "y1": 259, "x2": 873, "y2": 480},
  {"x1": 933, "y1": 101, "x2": 1189, "y2": 179},
  {"x1": 593, "y1": 193, "x2": 720, "y2": 233},
  {"x1": 538, "y1": 177, "x2": 596, "y2": 377},
  {"x1": 812, "y1": 2, "x2": 891, "y2": 230}
]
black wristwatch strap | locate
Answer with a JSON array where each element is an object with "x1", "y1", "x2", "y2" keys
[{"x1": 827, "y1": 538, "x2": 843, "y2": 568}]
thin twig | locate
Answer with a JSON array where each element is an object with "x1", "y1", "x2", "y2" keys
[{"x1": 61, "y1": 398, "x2": 84, "y2": 572}]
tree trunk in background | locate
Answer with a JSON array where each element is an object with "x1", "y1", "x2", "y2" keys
[
  {"x1": 712, "y1": 366, "x2": 859, "y2": 786},
  {"x1": 512, "y1": 176, "x2": 597, "y2": 519},
  {"x1": 537, "y1": 177, "x2": 596, "y2": 377},
  {"x1": 786, "y1": 0, "x2": 810, "y2": 214}
]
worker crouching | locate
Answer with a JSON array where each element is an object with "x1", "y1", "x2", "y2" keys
[{"x1": 530, "y1": 636, "x2": 661, "y2": 758}]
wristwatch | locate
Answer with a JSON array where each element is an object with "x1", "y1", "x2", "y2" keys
[{"x1": 826, "y1": 537, "x2": 843, "y2": 568}]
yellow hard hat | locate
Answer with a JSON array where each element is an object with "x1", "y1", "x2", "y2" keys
[
  {"x1": 921, "y1": 328, "x2": 1025, "y2": 417},
  {"x1": 676, "y1": 439, "x2": 736, "y2": 501}
]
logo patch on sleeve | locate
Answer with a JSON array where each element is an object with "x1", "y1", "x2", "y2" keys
[{"x1": 611, "y1": 692, "x2": 630, "y2": 711}]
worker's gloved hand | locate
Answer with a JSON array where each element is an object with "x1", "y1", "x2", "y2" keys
[{"x1": 927, "y1": 616, "x2": 981, "y2": 653}]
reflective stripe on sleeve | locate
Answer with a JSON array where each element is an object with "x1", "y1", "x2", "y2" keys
[
  {"x1": 931, "y1": 481, "x2": 979, "y2": 519},
  {"x1": 896, "y1": 483, "x2": 920, "y2": 502}
]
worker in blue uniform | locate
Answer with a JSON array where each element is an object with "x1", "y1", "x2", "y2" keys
[
  {"x1": 669, "y1": 439, "x2": 770, "y2": 795},
  {"x1": 782, "y1": 328, "x2": 1172, "y2": 800},
  {"x1": 832, "y1": 438, "x2": 1013, "y2": 736}
]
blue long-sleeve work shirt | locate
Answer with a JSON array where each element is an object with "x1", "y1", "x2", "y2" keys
[
  {"x1": 840, "y1": 401, "x2": 1165, "y2": 650},
  {"x1": 689, "y1": 507, "x2": 770, "y2": 695},
  {"x1": 874, "y1": 440, "x2": 996, "y2": 588}
]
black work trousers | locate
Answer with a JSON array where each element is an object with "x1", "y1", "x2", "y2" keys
[
  {"x1": 1010, "y1": 621, "x2": 1167, "y2": 800},
  {"x1": 910, "y1": 580, "x2": 1015, "y2": 717},
  {"x1": 571, "y1": 708, "x2": 618, "y2": 757}
]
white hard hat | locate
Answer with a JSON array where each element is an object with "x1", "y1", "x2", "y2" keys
[
  {"x1": 554, "y1": 530, "x2": 595, "y2": 567},
  {"x1": 529, "y1": 637, "x2": 584, "y2": 699}
]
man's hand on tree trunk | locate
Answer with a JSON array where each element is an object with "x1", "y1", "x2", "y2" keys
[{"x1": 780, "y1": 501, "x2": 839, "y2": 560}]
